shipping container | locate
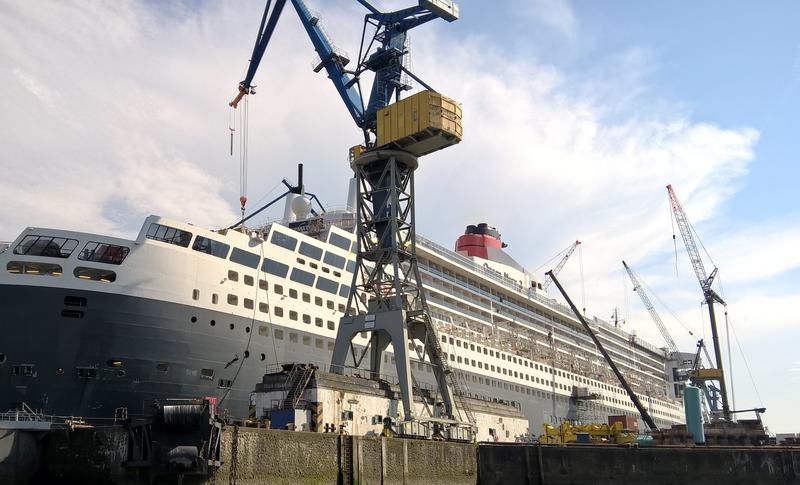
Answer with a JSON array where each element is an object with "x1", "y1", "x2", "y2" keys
[{"x1": 376, "y1": 90, "x2": 462, "y2": 157}]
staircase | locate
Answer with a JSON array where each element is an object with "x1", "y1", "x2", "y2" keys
[{"x1": 281, "y1": 364, "x2": 315, "y2": 409}]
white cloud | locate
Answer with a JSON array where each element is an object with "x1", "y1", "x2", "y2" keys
[{"x1": 516, "y1": 0, "x2": 578, "y2": 38}]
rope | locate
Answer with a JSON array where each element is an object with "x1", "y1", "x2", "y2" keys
[
  {"x1": 727, "y1": 312, "x2": 764, "y2": 407},
  {"x1": 669, "y1": 201, "x2": 678, "y2": 277},
  {"x1": 578, "y1": 244, "x2": 586, "y2": 315}
]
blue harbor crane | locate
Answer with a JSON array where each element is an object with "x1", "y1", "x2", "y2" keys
[
  {"x1": 230, "y1": 0, "x2": 458, "y2": 144},
  {"x1": 231, "y1": 0, "x2": 474, "y2": 437}
]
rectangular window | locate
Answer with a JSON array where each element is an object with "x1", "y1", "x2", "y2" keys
[
  {"x1": 290, "y1": 267, "x2": 315, "y2": 286},
  {"x1": 227, "y1": 294, "x2": 238, "y2": 305},
  {"x1": 346, "y1": 260, "x2": 356, "y2": 273},
  {"x1": 289, "y1": 332, "x2": 298, "y2": 343},
  {"x1": 228, "y1": 270, "x2": 238, "y2": 282},
  {"x1": 192, "y1": 236, "x2": 230, "y2": 259},
  {"x1": 289, "y1": 311, "x2": 298, "y2": 321},
  {"x1": 14, "y1": 235, "x2": 79, "y2": 258},
  {"x1": 78, "y1": 242, "x2": 130, "y2": 265},
  {"x1": 7, "y1": 261, "x2": 63, "y2": 276},
  {"x1": 273, "y1": 284, "x2": 283, "y2": 295},
  {"x1": 275, "y1": 329, "x2": 284, "y2": 339},
  {"x1": 327, "y1": 300, "x2": 335, "y2": 309},
  {"x1": 315, "y1": 317, "x2": 323, "y2": 327},
  {"x1": 262, "y1": 258, "x2": 289, "y2": 278},
  {"x1": 327, "y1": 321, "x2": 335, "y2": 330},
  {"x1": 74, "y1": 267, "x2": 116, "y2": 282},
  {"x1": 271, "y1": 231, "x2": 298, "y2": 251},
  {"x1": 259, "y1": 302, "x2": 269, "y2": 313},
  {"x1": 299, "y1": 241, "x2": 323, "y2": 260},
  {"x1": 323, "y1": 251, "x2": 346, "y2": 269},
  {"x1": 244, "y1": 298, "x2": 254, "y2": 310},
  {"x1": 146, "y1": 223, "x2": 192, "y2": 247},
  {"x1": 302, "y1": 314, "x2": 311, "y2": 324},
  {"x1": 289, "y1": 289, "x2": 297, "y2": 299},
  {"x1": 316, "y1": 276, "x2": 339, "y2": 294},
  {"x1": 259, "y1": 279, "x2": 268, "y2": 291},
  {"x1": 339, "y1": 284, "x2": 350, "y2": 298},
  {"x1": 244, "y1": 275, "x2": 254, "y2": 286},
  {"x1": 274, "y1": 307, "x2": 283, "y2": 317},
  {"x1": 302, "y1": 292, "x2": 311, "y2": 303},
  {"x1": 230, "y1": 248, "x2": 260, "y2": 269},
  {"x1": 315, "y1": 296, "x2": 323, "y2": 306},
  {"x1": 302, "y1": 335, "x2": 311, "y2": 346},
  {"x1": 328, "y1": 232, "x2": 351, "y2": 251}
]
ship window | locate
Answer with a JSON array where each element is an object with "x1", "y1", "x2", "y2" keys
[
  {"x1": 244, "y1": 298, "x2": 254, "y2": 310},
  {"x1": 212, "y1": 293, "x2": 219, "y2": 304},
  {"x1": 259, "y1": 302, "x2": 269, "y2": 313},
  {"x1": 297, "y1": 258, "x2": 305, "y2": 265},
  {"x1": 61, "y1": 309, "x2": 84, "y2": 319},
  {"x1": 350, "y1": 241, "x2": 357, "y2": 253},
  {"x1": 228, "y1": 270, "x2": 239, "y2": 282},
  {"x1": 441, "y1": 336, "x2": 446, "y2": 343},
  {"x1": 7, "y1": 261, "x2": 63, "y2": 276},
  {"x1": 338, "y1": 304, "x2": 346, "y2": 313},
  {"x1": 146, "y1": 223, "x2": 192, "y2": 247},
  {"x1": 333, "y1": 271, "x2": 341, "y2": 277},
  {"x1": 244, "y1": 275, "x2": 254, "y2": 286},
  {"x1": 258, "y1": 325, "x2": 269, "y2": 336},
  {"x1": 316, "y1": 339, "x2": 323, "y2": 349},
  {"x1": 75, "y1": 366, "x2": 96, "y2": 379},
  {"x1": 323, "y1": 251, "x2": 346, "y2": 269},
  {"x1": 275, "y1": 329, "x2": 284, "y2": 339},
  {"x1": 328, "y1": 232, "x2": 351, "y2": 251},
  {"x1": 315, "y1": 296, "x2": 323, "y2": 306},
  {"x1": 230, "y1": 248, "x2": 260, "y2": 269},
  {"x1": 274, "y1": 307, "x2": 283, "y2": 317},
  {"x1": 289, "y1": 332, "x2": 298, "y2": 343},
  {"x1": 289, "y1": 289, "x2": 297, "y2": 299},
  {"x1": 74, "y1": 267, "x2": 116, "y2": 282},
  {"x1": 299, "y1": 241, "x2": 323, "y2": 260},
  {"x1": 64, "y1": 296, "x2": 87, "y2": 307},
  {"x1": 262, "y1": 258, "x2": 289, "y2": 278},
  {"x1": 338, "y1": 285, "x2": 350, "y2": 298},
  {"x1": 192, "y1": 235, "x2": 230, "y2": 258},
  {"x1": 259, "y1": 279, "x2": 268, "y2": 291},
  {"x1": 302, "y1": 292, "x2": 311, "y2": 303},
  {"x1": 14, "y1": 235, "x2": 79, "y2": 258},
  {"x1": 346, "y1": 260, "x2": 356, "y2": 273},
  {"x1": 327, "y1": 321, "x2": 335, "y2": 330},
  {"x1": 0, "y1": 353, "x2": 5, "y2": 364},
  {"x1": 302, "y1": 336, "x2": 311, "y2": 346},
  {"x1": 290, "y1": 268, "x2": 315, "y2": 286},
  {"x1": 227, "y1": 294, "x2": 238, "y2": 305},
  {"x1": 327, "y1": 300, "x2": 335, "y2": 310},
  {"x1": 156, "y1": 362, "x2": 169, "y2": 372},
  {"x1": 289, "y1": 311, "x2": 298, "y2": 321},
  {"x1": 271, "y1": 231, "x2": 297, "y2": 251},
  {"x1": 309, "y1": 262, "x2": 318, "y2": 269},
  {"x1": 322, "y1": 267, "x2": 330, "y2": 273},
  {"x1": 192, "y1": 289, "x2": 199, "y2": 300},
  {"x1": 218, "y1": 379, "x2": 233, "y2": 389},
  {"x1": 316, "y1": 276, "x2": 338, "y2": 294},
  {"x1": 107, "y1": 359, "x2": 123, "y2": 368},
  {"x1": 78, "y1": 242, "x2": 130, "y2": 265},
  {"x1": 200, "y1": 368, "x2": 214, "y2": 380},
  {"x1": 315, "y1": 317, "x2": 323, "y2": 327},
  {"x1": 327, "y1": 341, "x2": 334, "y2": 351},
  {"x1": 303, "y1": 314, "x2": 311, "y2": 324}
]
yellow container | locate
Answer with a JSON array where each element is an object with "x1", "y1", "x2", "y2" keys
[
  {"x1": 690, "y1": 368, "x2": 724, "y2": 380},
  {"x1": 376, "y1": 90, "x2": 462, "y2": 156}
]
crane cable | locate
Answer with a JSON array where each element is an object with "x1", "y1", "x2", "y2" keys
[
  {"x1": 238, "y1": 96, "x2": 250, "y2": 220},
  {"x1": 578, "y1": 243, "x2": 586, "y2": 316}
]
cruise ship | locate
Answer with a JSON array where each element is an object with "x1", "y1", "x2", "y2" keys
[{"x1": 0, "y1": 179, "x2": 685, "y2": 433}]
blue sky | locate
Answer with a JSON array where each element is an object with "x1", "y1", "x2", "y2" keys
[{"x1": 1, "y1": 0, "x2": 798, "y2": 432}]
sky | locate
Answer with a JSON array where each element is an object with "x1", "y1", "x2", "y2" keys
[{"x1": 1, "y1": 0, "x2": 798, "y2": 432}]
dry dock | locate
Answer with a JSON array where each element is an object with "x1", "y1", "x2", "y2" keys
[{"x1": 3, "y1": 425, "x2": 799, "y2": 484}]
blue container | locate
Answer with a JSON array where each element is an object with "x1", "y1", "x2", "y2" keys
[{"x1": 683, "y1": 385, "x2": 705, "y2": 444}]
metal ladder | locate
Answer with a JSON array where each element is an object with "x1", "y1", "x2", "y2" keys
[{"x1": 281, "y1": 365, "x2": 315, "y2": 409}]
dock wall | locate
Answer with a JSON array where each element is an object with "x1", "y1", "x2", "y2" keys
[
  {"x1": 477, "y1": 443, "x2": 800, "y2": 485},
  {"x1": 5, "y1": 426, "x2": 799, "y2": 484}
]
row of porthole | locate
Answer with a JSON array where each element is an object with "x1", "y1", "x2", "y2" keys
[{"x1": 190, "y1": 315, "x2": 251, "y2": 334}]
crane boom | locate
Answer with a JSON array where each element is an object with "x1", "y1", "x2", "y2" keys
[
  {"x1": 622, "y1": 260, "x2": 678, "y2": 354},
  {"x1": 543, "y1": 240, "x2": 580, "y2": 291},
  {"x1": 666, "y1": 184, "x2": 731, "y2": 420},
  {"x1": 230, "y1": 0, "x2": 458, "y2": 136}
]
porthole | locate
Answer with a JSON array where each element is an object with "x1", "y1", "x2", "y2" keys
[
  {"x1": 56, "y1": 367, "x2": 64, "y2": 375},
  {"x1": 229, "y1": 323, "x2": 235, "y2": 330},
  {"x1": 0, "y1": 353, "x2": 5, "y2": 364},
  {"x1": 117, "y1": 370, "x2": 126, "y2": 377},
  {"x1": 191, "y1": 316, "x2": 197, "y2": 323},
  {"x1": 260, "y1": 353, "x2": 266, "y2": 361},
  {"x1": 245, "y1": 326, "x2": 251, "y2": 333},
  {"x1": 244, "y1": 350, "x2": 250, "y2": 358},
  {"x1": 210, "y1": 320, "x2": 216, "y2": 327}
]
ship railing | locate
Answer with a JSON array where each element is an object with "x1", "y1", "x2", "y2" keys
[
  {"x1": 416, "y1": 236, "x2": 667, "y2": 357},
  {"x1": 0, "y1": 403, "x2": 52, "y2": 424}
]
